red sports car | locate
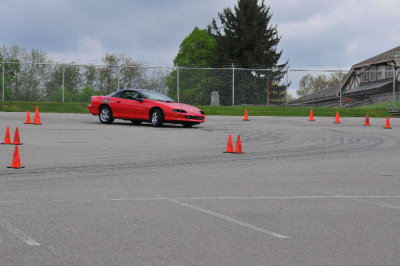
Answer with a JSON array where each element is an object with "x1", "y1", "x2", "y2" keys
[{"x1": 88, "y1": 89, "x2": 205, "y2": 127}]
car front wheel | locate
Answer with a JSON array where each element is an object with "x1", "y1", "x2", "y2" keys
[
  {"x1": 99, "y1": 106, "x2": 114, "y2": 124},
  {"x1": 151, "y1": 109, "x2": 164, "y2": 127}
]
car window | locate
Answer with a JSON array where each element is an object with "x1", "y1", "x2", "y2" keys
[
  {"x1": 120, "y1": 91, "x2": 140, "y2": 100},
  {"x1": 140, "y1": 90, "x2": 174, "y2": 102}
]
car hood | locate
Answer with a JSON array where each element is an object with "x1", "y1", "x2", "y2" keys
[{"x1": 162, "y1": 102, "x2": 202, "y2": 113}]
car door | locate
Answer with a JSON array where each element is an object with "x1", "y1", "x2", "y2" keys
[{"x1": 118, "y1": 90, "x2": 143, "y2": 119}]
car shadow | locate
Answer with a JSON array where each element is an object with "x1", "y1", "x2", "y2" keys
[{"x1": 110, "y1": 121, "x2": 202, "y2": 129}]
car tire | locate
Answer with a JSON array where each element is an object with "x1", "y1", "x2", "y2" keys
[
  {"x1": 151, "y1": 109, "x2": 164, "y2": 127},
  {"x1": 99, "y1": 106, "x2": 114, "y2": 124},
  {"x1": 131, "y1": 120, "x2": 142, "y2": 125}
]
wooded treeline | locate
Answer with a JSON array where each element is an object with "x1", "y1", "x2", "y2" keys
[{"x1": 0, "y1": 46, "x2": 169, "y2": 102}]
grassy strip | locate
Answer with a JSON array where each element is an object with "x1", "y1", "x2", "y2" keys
[
  {"x1": 362, "y1": 101, "x2": 400, "y2": 109},
  {"x1": 0, "y1": 101, "x2": 391, "y2": 117},
  {"x1": 197, "y1": 105, "x2": 389, "y2": 117},
  {"x1": 0, "y1": 101, "x2": 89, "y2": 113}
]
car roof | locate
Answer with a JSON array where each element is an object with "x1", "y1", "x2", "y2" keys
[
  {"x1": 110, "y1": 88, "x2": 144, "y2": 94},
  {"x1": 125, "y1": 88, "x2": 147, "y2": 92},
  {"x1": 109, "y1": 88, "x2": 160, "y2": 97}
]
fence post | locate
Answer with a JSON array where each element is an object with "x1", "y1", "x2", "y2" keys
[
  {"x1": 117, "y1": 65, "x2": 120, "y2": 91},
  {"x1": 177, "y1": 67, "x2": 180, "y2": 102},
  {"x1": 232, "y1": 64, "x2": 235, "y2": 106},
  {"x1": 62, "y1": 65, "x2": 65, "y2": 102},
  {"x1": 285, "y1": 69, "x2": 289, "y2": 107},
  {"x1": 267, "y1": 79, "x2": 270, "y2": 106},
  {"x1": 2, "y1": 51, "x2": 4, "y2": 102},
  {"x1": 339, "y1": 69, "x2": 342, "y2": 108},
  {"x1": 393, "y1": 66, "x2": 396, "y2": 108}
]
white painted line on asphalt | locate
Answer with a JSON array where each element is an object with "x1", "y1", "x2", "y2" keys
[
  {"x1": 0, "y1": 217, "x2": 41, "y2": 246},
  {"x1": 322, "y1": 192, "x2": 400, "y2": 210},
  {"x1": 159, "y1": 195, "x2": 400, "y2": 200},
  {"x1": 164, "y1": 197, "x2": 289, "y2": 239},
  {"x1": 2, "y1": 195, "x2": 400, "y2": 204},
  {"x1": 0, "y1": 195, "x2": 400, "y2": 206}
]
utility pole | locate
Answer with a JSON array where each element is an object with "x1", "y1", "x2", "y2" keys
[
  {"x1": 177, "y1": 67, "x2": 180, "y2": 102},
  {"x1": 267, "y1": 79, "x2": 270, "y2": 106},
  {"x1": 232, "y1": 64, "x2": 235, "y2": 106},
  {"x1": 2, "y1": 50, "x2": 4, "y2": 102},
  {"x1": 117, "y1": 66, "x2": 120, "y2": 91},
  {"x1": 393, "y1": 66, "x2": 396, "y2": 108},
  {"x1": 62, "y1": 65, "x2": 65, "y2": 102},
  {"x1": 339, "y1": 69, "x2": 342, "y2": 108},
  {"x1": 285, "y1": 70, "x2": 289, "y2": 107}
]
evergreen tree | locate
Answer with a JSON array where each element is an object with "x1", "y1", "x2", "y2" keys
[
  {"x1": 209, "y1": 0, "x2": 286, "y2": 69},
  {"x1": 208, "y1": 0, "x2": 288, "y2": 105}
]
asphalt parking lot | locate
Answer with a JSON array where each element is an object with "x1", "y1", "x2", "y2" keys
[{"x1": 1, "y1": 112, "x2": 400, "y2": 265}]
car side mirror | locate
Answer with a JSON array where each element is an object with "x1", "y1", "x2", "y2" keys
[{"x1": 137, "y1": 97, "x2": 144, "y2": 102}]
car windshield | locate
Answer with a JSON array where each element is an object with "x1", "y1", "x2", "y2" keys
[{"x1": 140, "y1": 90, "x2": 175, "y2": 102}]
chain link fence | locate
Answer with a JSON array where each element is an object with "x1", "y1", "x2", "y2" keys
[
  {"x1": 1, "y1": 60, "x2": 399, "y2": 108},
  {"x1": 169, "y1": 67, "x2": 287, "y2": 106}
]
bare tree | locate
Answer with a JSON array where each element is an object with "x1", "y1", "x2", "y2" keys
[
  {"x1": 83, "y1": 64, "x2": 98, "y2": 89},
  {"x1": 3, "y1": 46, "x2": 52, "y2": 101}
]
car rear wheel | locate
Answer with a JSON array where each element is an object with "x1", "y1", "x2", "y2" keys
[
  {"x1": 99, "y1": 106, "x2": 114, "y2": 124},
  {"x1": 151, "y1": 109, "x2": 164, "y2": 127}
]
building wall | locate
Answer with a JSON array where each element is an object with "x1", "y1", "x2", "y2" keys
[{"x1": 344, "y1": 62, "x2": 398, "y2": 93}]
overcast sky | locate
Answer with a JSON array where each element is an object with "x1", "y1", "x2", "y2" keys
[{"x1": 1, "y1": 0, "x2": 399, "y2": 68}]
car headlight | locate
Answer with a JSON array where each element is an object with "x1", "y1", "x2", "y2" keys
[
  {"x1": 200, "y1": 110, "x2": 204, "y2": 114},
  {"x1": 173, "y1": 109, "x2": 187, "y2": 113}
]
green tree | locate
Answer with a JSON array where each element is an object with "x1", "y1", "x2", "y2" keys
[
  {"x1": 167, "y1": 27, "x2": 220, "y2": 104},
  {"x1": 49, "y1": 87, "x2": 74, "y2": 102},
  {"x1": 0, "y1": 52, "x2": 20, "y2": 100},
  {"x1": 297, "y1": 73, "x2": 343, "y2": 97},
  {"x1": 174, "y1": 27, "x2": 217, "y2": 67},
  {"x1": 208, "y1": 0, "x2": 288, "y2": 105},
  {"x1": 45, "y1": 64, "x2": 81, "y2": 101},
  {"x1": 76, "y1": 86, "x2": 100, "y2": 102}
]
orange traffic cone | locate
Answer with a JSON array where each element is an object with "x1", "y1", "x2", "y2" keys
[
  {"x1": 243, "y1": 109, "x2": 249, "y2": 121},
  {"x1": 1, "y1": 127, "x2": 11, "y2": 144},
  {"x1": 34, "y1": 106, "x2": 41, "y2": 125},
  {"x1": 334, "y1": 111, "x2": 341, "y2": 124},
  {"x1": 224, "y1": 134, "x2": 234, "y2": 153},
  {"x1": 7, "y1": 146, "x2": 24, "y2": 169},
  {"x1": 309, "y1": 109, "x2": 315, "y2": 121},
  {"x1": 364, "y1": 114, "x2": 370, "y2": 126},
  {"x1": 13, "y1": 127, "x2": 22, "y2": 145},
  {"x1": 383, "y1": 115, "x2": 392, "y2": 129},
  {"x1": 234, "y1": 135, "x2": 242, "y2": 153},
  {"x1": 24, "y1": 111, "x2": 32, "y2": 124}
]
